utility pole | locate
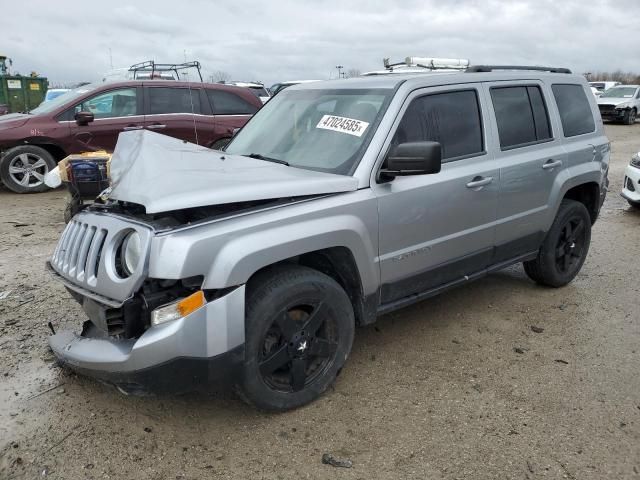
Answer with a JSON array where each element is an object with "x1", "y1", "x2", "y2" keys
[
  {"x1": 109, "y1": 48, "x2": 113, "y2": 69},
  {"x1": 335, "y1": 65, "x2": 344, "y2": 79}
]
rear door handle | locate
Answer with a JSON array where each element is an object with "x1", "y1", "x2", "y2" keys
[
  {"x1": 542, "y1": 159, "x2": 563, "y2": 170},
  {"x1": 466, "y1": 176, "x2": 493, "y2": 189},
  {"x1": 146, "y1": 124, "x2": 166, "y2": 130},
  {"x1": 122, "y1": 125, "x2": 143, "y2": 131}
]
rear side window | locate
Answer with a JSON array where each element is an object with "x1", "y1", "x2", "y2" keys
[
  {"x1": 490, "y1": 86, "x2": 552, "y2": 149},
  {"x1": 551, "y1": 84, "x2": 595, "y2": 137},
  {"x1": 207, "y1": 90, "x2": 259, "y2": 115},
  {"x1": 147, "y1": 87, "x2": 201, "y2": 115},
  {"x1": 393, "y1": 89, "x2": 484, "y2": 161}
]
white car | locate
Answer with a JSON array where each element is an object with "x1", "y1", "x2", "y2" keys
[
  {"x1": 622, "y1": 151, "x2": 640, "y2": 209},
  {"x1": 596, "y1": 85, "x2": 640, "y2": 124},
  {"x1": 589, "y1": 81, "x2": 620, "y2": 93},
  {"x1": 227, "y1": 82, "x2": 270, "y2": 103}
]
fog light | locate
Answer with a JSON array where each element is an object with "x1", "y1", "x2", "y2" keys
[{"x1": 151, "y1": 291, "x2": 206, "y2": 326}]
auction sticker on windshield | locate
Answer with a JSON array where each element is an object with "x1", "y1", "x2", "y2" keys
[{"x1": 316, "y1": 115, "x2": 369, "y2": 137}]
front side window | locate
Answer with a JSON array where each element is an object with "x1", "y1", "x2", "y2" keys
[
  {"x1": 76, "y1": 88, "x2": 138, "y2": 119},
  {"x1": 147, "y1": 87, "x2": 201, "y2": 114},
  {"x1": 225, "y1": 88, "x2": 392, "y2": 174},
  {"x1": 207, "y1": 90, "x2": 259, "y2": 115},
  {"x1": 491, "y1": 86, "x2": 551, "y2": 149},
  {"x1": 551, "y1": 84, "x2": 595, "y2": 137},
  {"x1": 392, "y1": 89, "x2": 484, "y2": 161}
]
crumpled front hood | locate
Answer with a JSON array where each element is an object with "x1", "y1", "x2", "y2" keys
[
  {"x1": 597, "y1": 97, "x2": 633, "y2": 106},
  {"x1": 107, "y1": 130, "x2": 358, "y2": 214},
  {"x1": 0, "y1": 113, "x2": 31, "y2": 129}
]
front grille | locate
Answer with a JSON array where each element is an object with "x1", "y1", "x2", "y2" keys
[
  {"x1": 51, "y1": 220, "x2": 107, "y2": 286},
  {"x1": 49, "y1": 212, "x2": 152, "y2": 304},
  {"x1": 598, "y1": 104, "x2": 616, "y2": 114},
  {"x1": 626, "y1": 176, "x2": 636, "y2": 192}
]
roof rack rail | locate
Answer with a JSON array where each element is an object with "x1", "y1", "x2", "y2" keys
[
  {"x1": 128, "y1": 60, "x2": 204, "y2": 82},
  {"x1": 383, "y1": 57, "x2": 470, "y2": 71},
  {"x1": 466, "y1": 65, "x2": 572, "y2": 74}
]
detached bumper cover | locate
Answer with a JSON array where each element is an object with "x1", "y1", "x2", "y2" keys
[{"x1": 49, "y1": 285, "x2": 246, "y2": 393}]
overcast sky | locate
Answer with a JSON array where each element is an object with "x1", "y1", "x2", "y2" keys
[{"x1": 4, "y1": 0, "x2": 639, "y2": 87}]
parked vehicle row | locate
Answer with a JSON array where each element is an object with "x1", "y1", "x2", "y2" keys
[
  {"x1": 47, "y1": 65, "x2": 610, "y2": 411},
  {"x1": 0, "y1": 80, "x2": 262, "y2": 193}
]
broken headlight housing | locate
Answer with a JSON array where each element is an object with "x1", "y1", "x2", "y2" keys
[{"x1": 631, "y1": 153, "x2": 640, "y2": 169}]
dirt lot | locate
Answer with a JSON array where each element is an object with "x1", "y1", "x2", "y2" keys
[{"x1": 0, "y1": 124, "x2": 639, "y2": 479}]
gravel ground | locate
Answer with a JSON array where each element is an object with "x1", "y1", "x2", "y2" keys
[{"x1": 0, "y1": 124, "x2": 639, "y2": 480}]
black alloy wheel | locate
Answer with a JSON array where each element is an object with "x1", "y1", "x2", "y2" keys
[{"x1": 239, "y1": 265, "x2": 355, "y2": 411}]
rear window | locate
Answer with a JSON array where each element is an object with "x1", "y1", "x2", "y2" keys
[
  {"x1": 393, "y1": 89, "x2": 484, "y2": 161},
  {"x1": 490, "y1": 86, "x2": 552, "y2": 149},
  {"x1": 551, "y1": 84, "x2": 595, "y2": 137},
  {"x1": 147, "y1": 87, "x2": 201, "y2": 115},
  {"x1": 207, "y1": 90, "x2": 259, "y2": 115}
]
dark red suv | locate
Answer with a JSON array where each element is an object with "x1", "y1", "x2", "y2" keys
[{"x1": 0, "y1": 80, "x2": 262, "y2": 193}]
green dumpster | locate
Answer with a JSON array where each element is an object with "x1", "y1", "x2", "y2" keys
[{"x1": 0, "y1": 75, "x2": 48, "y2": 113}]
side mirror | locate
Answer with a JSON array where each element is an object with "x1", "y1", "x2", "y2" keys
[
  {"x1": 380, "y1": 141, "x2": 442, "y2": 180},
  {"x1": 75, "y1": 111, "x2": 94, "y2": 126}
]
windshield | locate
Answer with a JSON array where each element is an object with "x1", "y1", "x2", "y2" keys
[
  {"x1": 600, "y1": 87, "x2": 638, "y2": 98},
  {"x1": 30, "y1": 83, "x2": 101, "y2": 114},
  {"x1": 225, "y1": 88, "x2": 393, "y2": 175}
]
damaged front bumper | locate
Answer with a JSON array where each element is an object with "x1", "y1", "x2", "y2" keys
[
  {"x1": 49, "y1": 286, "x2": 246, "y2": 394},
  {"x1": 621, "y1": 164, "x2": 640, "y2": 204}
]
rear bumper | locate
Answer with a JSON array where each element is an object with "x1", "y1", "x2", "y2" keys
[
  {"x1": 49, "y1": 285, "x2": 246, "y2": 394},
  {"x1": 621, "y1": 164, "x2": 640, "y2": 204}
]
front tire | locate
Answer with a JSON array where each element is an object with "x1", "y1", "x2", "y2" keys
[
  {"x1": 238, "y1": 265, "x2": 355, "y2": 411},
  {"x1": 623, "y1": 108, "x2": 637, "y2": 125},
  {"x1": 0, "y1": 146, "x2": 56, "y2": 193},
  {"x1": 524, "y1": 199, "x2": 592, "y2": 287}
]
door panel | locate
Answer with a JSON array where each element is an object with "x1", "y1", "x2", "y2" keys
[
  {"x1": 373, "y1": 84, "x2": 498, "y2": 304},
  {"x1": 144, "y1": 86, "x2": 213, "y2": 145},
  {"x1": 376, "y1": 157, "x2": 498, "y2": 303},
  {"x1": 482, "y1": 81, "x2": 568, "y2": 261},
  {"x1": 69, "y1": 87, "x2": 143, "y2": 152}
]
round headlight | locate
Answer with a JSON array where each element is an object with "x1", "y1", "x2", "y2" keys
[{"x1": 122, "y1": 231, "x2": 142, "y2": 276}]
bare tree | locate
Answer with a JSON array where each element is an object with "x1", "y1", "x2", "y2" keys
[
  {"x1": 346, "y1": 68, "x2": 361, "y2": 78},
  {"x1": 589, "y1": 70, "x2": 640, "y2": 84},
  {"x1": 211, "y1": 70, "x2": 231, "y2": 83}
]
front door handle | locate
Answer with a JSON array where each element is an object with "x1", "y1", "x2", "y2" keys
[
  {"x1": 146, "y1": 124, "x2": 166, "y2": 130},
  {"x1": 542, "y1": 159, "x2": 563, "y2": 170},
  {"x1": 122, "y1": 125, "x2": 143, "y2": 131},
  {"x1": 466, "y1": 176, "x2": 493, "y2": 189}
]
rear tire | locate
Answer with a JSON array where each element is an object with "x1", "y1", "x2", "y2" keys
[
  {"x1": 238, "y1": 265, "x2": 355, "y2": 411},
  {"x1": 0, "y1": 146, "x2": 56, "y2": 193},
  {"x1": 523, "y1": 199, "x2": 591, "y2": 287}
]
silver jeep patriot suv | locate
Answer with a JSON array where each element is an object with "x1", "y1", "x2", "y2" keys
[{"x1": 48, "y1": 65, "x2": 609, "y2": 411}]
